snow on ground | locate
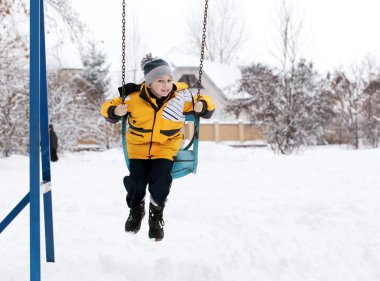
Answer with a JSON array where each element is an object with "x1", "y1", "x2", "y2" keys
[{"x1": 1, "y1": 143, "x2": 380, "y2": 281}]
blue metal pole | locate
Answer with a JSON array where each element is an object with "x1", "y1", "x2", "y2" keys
[
  {"x1": 43, "y1": 192, "x2": 55, "y2": 262},
  {"x1": 0, "y1": 193, "x2": 30, "y2": 234},
  {"x1": 39, "y1": 0, "x2": 50, "y2": 179},
  {"x1": 39, "y1": 0, "x2": 55, "y2": 263},
  {"x1": 30, "y1": 0, "x2": 41, "y2": 279}
]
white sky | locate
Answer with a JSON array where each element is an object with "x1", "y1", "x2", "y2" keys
[{"x1": 58, "y1": 0, "x2": 380, "y2": 74}]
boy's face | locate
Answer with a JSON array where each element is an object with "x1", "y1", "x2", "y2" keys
[{"x1": 148, "y1": 75, "x2": 173, "y2": 98}]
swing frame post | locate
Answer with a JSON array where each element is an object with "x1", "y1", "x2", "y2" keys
[
  {"x1": 31, "y1": 0, "x2": 57, "y2": 277},
  {"x1": 39, "y1": 0, "x2": 55, "y2": 264},
  {"x1": 0, "y1": 0, "x2": 55, "y2": 280}
]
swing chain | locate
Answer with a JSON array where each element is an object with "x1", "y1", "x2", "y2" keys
[
  {"x1": 197, "y1": 0, "x2": 209, "y2": 101},
  {"x1": 121, "y1": 0, "x2": 126, "y2": 101}
]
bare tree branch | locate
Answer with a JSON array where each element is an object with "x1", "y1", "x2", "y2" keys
[{"x1": 185, "y1": 0, "x2": 249, "y2": 64}]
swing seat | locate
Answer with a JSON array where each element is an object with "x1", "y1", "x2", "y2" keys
[
  {"x1": 122, "y1": 114, "x2": 199, "y2": 180},
  {"x1": 171, "y1": 150, "x2": 196, "y2": 179},
  {"x1": 171, "y1": 114, "x2": 199, "y2": 179}
]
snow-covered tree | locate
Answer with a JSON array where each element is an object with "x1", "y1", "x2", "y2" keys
[
  {"x1": 227, "y1": 63, "x2": 280, "y2": 122},
  {"x1": 289, "y1": 60, "x2": 320, "y2": 146},
  {"x1": 328, "y1": 71, "x2": 361, "y2": 148},
  {"x1": 79, "y1": 41, "x2": 118, "y2": 150},
  {"x1": 47, "y1": 41, "x2": 118, "y2": 151},
  {"x1": 362, "y1": 79, "x2": 380, "y2": 147},
  {"x1": 0, "y1": 0, "x2": 29, "y2": 157},
  {"x1": 253, "y1": 0, "x2": 318, "y2": 154},
  {"x1": 0, "y1": 0, "x2": 84, "y2": 156},
  {"x1": 313, "y1": 73, "x2": 339, "y2": 144},
  {"x1": 45, "y1": 0, "x2": 84, "y2": 42},
  {"x1": 228, "y1": 59, "x2": 320, "y2": 154},
  {"x1": 80, "y1": 41, "x2": 110, "y2": 105},
  {"x1": 47, "y1": 69, "x2": 80, "y2": 151},
  {"x1": 227, "y1": 64, "x2": 282, "y2": 150}
]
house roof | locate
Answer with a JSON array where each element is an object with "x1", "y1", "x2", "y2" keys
[{"x1": 163, "y1": 51, "x2": 250, "y2": 100}]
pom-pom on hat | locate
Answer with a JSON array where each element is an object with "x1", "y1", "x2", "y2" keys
[{"x1": 141, "y1": 53, "x2": 173, "y2": 86}]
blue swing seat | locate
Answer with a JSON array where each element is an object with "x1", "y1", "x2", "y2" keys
[{"x1": 122, "y1": 114, "x2": 199, "y2": 179}]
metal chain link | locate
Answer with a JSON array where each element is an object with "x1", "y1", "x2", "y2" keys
[
  {"x1": 197, "y1": 0, "x2": 209, "y2": 101},
  {"x1": 121, "y1": 0, "x2": 126, "y2": 101}
]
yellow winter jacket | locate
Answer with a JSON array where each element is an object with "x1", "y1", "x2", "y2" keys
[{"x1": 101, "y1": 82, "x2": 215, "y2": 160}]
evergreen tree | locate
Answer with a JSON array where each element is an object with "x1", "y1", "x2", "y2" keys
[
  {"x1": 80, "y1": 41, "x2": 110, "y2": 106},
  {"x1": 313, "y1": 73, "x2": 339, "y2": 144},
  {"x1": 78, "y1": 41, "x2": 117, "y2": 150},
  {"x1": 328, "y1": 71, "x2": 361, "y2": 148},
  {"x1": 290, "y1": 60, "x2": 320, "y2": 146}
]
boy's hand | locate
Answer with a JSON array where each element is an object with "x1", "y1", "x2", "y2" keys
[
  {"x1": 194, "y1": 101, "x2": 204, "y2": 113},
  {"x1": 114, "y1": 104, "x2": 128, "y2": 116}
]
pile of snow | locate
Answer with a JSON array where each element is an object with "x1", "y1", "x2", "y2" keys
[{"x1": 1, "y1": 143, "x2": 380, "y2": 281}]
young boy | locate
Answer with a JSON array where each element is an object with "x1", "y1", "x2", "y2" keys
[{"x1": 101, "y1": 54, "x2": 215, "y2": 241}]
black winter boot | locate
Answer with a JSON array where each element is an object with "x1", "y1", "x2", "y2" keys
[
  {"x1": 148, "y1": 203, "x2": 165, "y2": 241},
  {"x1": 125, "y1": 200, "x2": 145, "y2": 234}
]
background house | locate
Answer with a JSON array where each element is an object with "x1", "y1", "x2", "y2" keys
[
  {"x1": 162, "y1": 50, "x2": 264, "y2": 143},
  {"x1": 164, "y1": 50, "x2": 250, "y2": 122}
]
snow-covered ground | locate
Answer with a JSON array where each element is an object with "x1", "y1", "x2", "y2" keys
[{"x1": 1, "y1": 143, "x2": 380, "y2": 281}]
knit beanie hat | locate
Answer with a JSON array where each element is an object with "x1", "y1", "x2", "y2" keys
[{"x1": 141, "y1": 53, "x2": 173, "y2": 86}]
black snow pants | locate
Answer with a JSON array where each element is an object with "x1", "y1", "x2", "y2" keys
[{"x1": 123, "y1": 159, "x2": 174, "y2": 208}]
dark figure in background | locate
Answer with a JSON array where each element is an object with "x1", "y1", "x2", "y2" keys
[{"x1": 49, "y1": 124, "x2": 59, "y2": 162}]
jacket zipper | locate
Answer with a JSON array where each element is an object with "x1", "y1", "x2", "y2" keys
[{"x1": 148, "y1": 110, "x2": 158, "y2": 157}]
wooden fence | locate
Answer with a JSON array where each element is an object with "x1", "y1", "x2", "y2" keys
[{"x1": 183, "y1": 121, "x2": 266, "y2": 142}]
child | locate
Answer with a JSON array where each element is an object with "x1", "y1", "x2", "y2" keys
[{"x1": 101, "y1": 54, "x2": 215, "y2": 241}]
